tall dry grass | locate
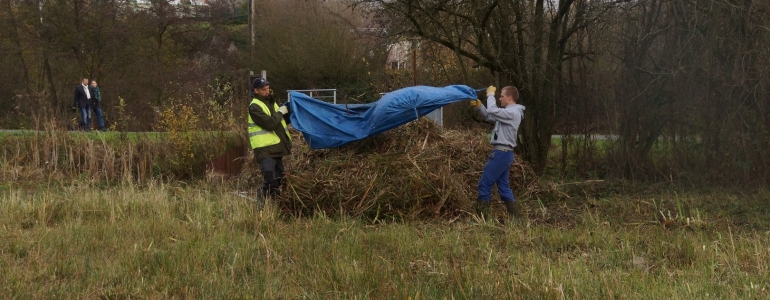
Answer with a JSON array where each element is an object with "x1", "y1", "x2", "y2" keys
[
  {"x1": 3, "y1": 115, "x2": 770, "y2": 298},
  {"x1": 0, "y1": 121, "x2": 244, "y2": 184},
  {"x1": 2, "y1": 117, "x2": 564, "y2": 220},
  {"x1": 1, "y1": 182, "x2": 769, "y2": 299}
]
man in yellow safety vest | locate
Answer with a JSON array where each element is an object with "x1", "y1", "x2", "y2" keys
[{"x1": 248, "y1": 77, "x2": 292, "y2": 199}]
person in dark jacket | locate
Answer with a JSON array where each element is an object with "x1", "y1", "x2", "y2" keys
[
  {"x1": 248, "y1": 77, "x2": 292, "y2": 199},
  {"x1": 89, "y1": 80, "x2": 106, "y2": 131},
  {"x1": 72, "y1": 77, "x2": 91, "y2": 131}
]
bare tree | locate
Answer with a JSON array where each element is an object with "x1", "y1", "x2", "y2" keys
[
  {"x1": 603, "y1": 0, "x2": 770, "y2": 184},
  {"x1": 352, "y1": 0, "x2": 608, "y2": 173}
]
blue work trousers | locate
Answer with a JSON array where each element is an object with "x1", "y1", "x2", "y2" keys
[{"x1": 477, "y1": 149, "x2": 515, "y2": 202}]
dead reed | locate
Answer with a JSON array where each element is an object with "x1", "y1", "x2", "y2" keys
[
  {"x1": 0, "y1": 122, "x2": 243, "y2": 184},
  {"x1": 1, "y1": 118, "x2": 563, "y2": 220},
  {"x1": 240, "y1": 118, "x2": 565, "y2": 220}
]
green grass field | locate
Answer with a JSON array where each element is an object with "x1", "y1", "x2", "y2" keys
[
  {"x1": 2, "y1": 122, "x2": 768, "y2": 298},
  {"x1": 2, "y1": 182, "x2": 768, "y2": 299}
]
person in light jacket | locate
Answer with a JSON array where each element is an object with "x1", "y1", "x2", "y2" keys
[{"x1": 470, "y1": 85, "x2": 526, "y2": 219}]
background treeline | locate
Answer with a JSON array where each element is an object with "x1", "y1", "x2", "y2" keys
[
  {"x1": 2, "y1": 0, "x2": 769, "y2": 187},
  {"x1": 0, "y1": 0, "x2": 386, "y2": 130}
]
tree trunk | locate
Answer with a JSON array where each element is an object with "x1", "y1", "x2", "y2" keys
[
  {"x1": 44, "y1": 57, "x2": 58, "y2": 108},
  {"x1": 5, "y1": 0, "x2": 32, "y2": 95}
]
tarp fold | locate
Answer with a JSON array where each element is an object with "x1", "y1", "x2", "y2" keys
[{"x1": 289, "y1": 85, "x2": 478, "y2": 149}]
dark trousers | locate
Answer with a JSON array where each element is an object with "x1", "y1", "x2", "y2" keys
[
  {"x1": 90, "y1": 107, "x2": 105, "y2": 130},
  {"x1": 258, "y1": 156, "x2": 285, "y2": 199}
]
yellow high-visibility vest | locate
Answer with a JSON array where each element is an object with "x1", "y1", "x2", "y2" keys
[{"x1": 248, "y1": 98, "x2": 291, "y2": 149}]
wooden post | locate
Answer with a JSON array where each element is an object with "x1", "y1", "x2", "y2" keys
[{"x1": 412, "y1": 39, "x2": 417, "y2": 86}]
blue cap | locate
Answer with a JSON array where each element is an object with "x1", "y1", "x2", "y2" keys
[{"x1": 252, "y1": 77, "x2": 269, "y2": 90}]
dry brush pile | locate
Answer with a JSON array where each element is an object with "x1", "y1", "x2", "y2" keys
[{"x1": 244, "y1": 118, "x2": 563, "y2": 220}]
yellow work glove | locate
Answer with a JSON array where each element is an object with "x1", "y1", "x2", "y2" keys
[
  {"x1": 486, "y1": 86, "x2": 496, "y2": 97},
  {"x1": 469, "y1": 99, "x2": 482, "y2": 108}
]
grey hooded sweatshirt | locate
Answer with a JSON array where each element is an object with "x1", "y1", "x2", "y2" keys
[{"x1": 476, "y1": 95, "x2": 525, "y2": 148}]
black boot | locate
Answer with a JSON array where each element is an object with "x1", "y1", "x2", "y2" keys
[
  {"x1": 504, "y1": 201, "x2": 522, "y2": 218},
  {"x1": 476, "y1": 200, "x2": 491, "y2": 220}
]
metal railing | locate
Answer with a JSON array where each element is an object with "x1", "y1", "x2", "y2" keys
[
  {"x1": 285, "y1": 88, "x2": 445, "y2": 127},
  {"x1": 287, "y1": 89, "x2": 337, "y2": 104}
]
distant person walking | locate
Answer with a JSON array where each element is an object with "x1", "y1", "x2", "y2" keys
[
  {"x1": 72, "y1": 77, "x2": 91, "y2": 131},
  {"x1": 89, "y1": 80, "x2": 106, "y2": 131},
  {"x1": 248, "y1": 77, "x2": 293, "y2": 200},
  {"x1": 469, "y1": 85, "x2": 526, "y2": 219}
]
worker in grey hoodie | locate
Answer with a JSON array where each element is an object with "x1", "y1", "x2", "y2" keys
[{"x1": 470, "y1": 85, "x2": 526, "y2": 219}]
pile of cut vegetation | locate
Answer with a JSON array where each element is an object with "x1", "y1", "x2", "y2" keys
[{"x1": 243, "y1": 118, "x2": 563, "y2": 220}]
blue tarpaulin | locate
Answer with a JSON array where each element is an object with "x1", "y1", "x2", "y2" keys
[{"x1": 289, "y1": 85, "x2": 478, "y2": 149}]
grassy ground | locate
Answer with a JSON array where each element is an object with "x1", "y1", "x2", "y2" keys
[{"x1": 2, "y1": 181, "x2": 768, "y2": 299}]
